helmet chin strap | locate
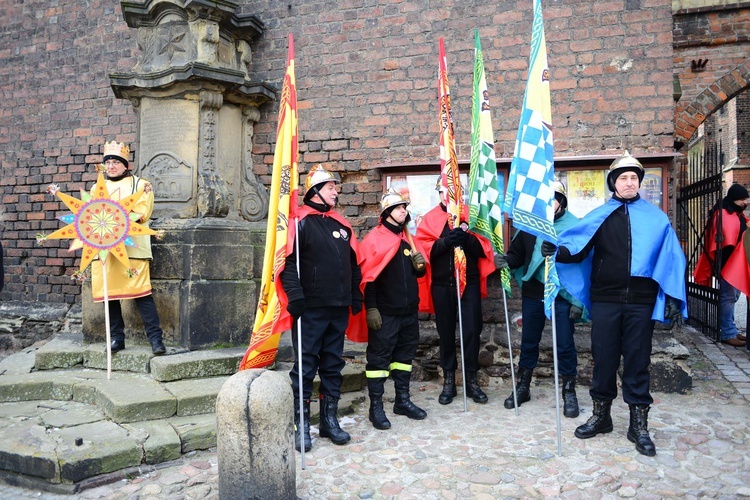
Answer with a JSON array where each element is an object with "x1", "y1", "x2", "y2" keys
[{"x1": 311, "y1": 185, "x2": 335, "y2": 208}]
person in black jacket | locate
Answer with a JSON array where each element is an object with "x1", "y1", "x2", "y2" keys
[
  {"x1": 280, "y1": 164, "x2": 363, "y2": 452},
  {"x1": 359, "y1": 190, "x2": 428, "y2": 430},
  {"x1": 495, "y1": 182, "x2": 582, "y2": 418},
  {"x1": 543, "y1": 152, "x2": 687, "y2": 457}
]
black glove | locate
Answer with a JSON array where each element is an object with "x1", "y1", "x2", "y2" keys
[
  {"x1": 287, "y1": 299, "x2": 305, "y2": 320},
  {"x1": 541, "y1": 241, "x2": 557, "y2": 257},
  {"x1": 665, "y1": 296, "x2": 683, "y2": 327},
  {"x1": 411, "y1": 251, "x2": 426, "y2": 271},
  {"x1": 451, "y1": 227, "x2": 469, "y2": 246},
  {"x1": 570, "y1": 305, "x2": 583, "y2": 320},
  {"x1": 494, "y1": 253, "x2": 509, "y2": 269},
  {"x1": 351, "y1": 299, "x2": 363, "y2": 316},
  {"x1": 366, "y1": 308, "x2": 382, "y2": 330},
  {"x1": 443, "y1": 231, "x2": 459, "y2": 247}
]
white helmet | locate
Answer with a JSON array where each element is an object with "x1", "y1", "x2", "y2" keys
[
  {"x1": 304, "y1": 164, "x2": 338, "y2": 200},
  {"x1": 380, "y1": 189, "x2": 409, "y2": 217}
]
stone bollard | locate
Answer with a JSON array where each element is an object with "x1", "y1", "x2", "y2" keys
[{"x1": 216, "y1": 369, "x2": 295, "y2": 500}]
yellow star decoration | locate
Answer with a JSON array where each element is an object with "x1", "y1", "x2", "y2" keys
[{"x1": 45, "y1": 172, "x2": 158, "y2": 272}]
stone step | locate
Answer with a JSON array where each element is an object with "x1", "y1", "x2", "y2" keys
[{"x1": 0, "y1": 333, "x2": 368, "y2": 489}]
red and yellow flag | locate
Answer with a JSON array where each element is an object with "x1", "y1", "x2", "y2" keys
[
  {"x1": 239, "y1": 34, "x2": 299, "y2": 370},
  {"x1": 437, "y1": 38, "x2": 467, "y2": 295}
]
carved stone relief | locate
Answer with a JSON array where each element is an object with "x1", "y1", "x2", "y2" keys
[
  {"x1": 240, "y1": 106, "x2": 269, "y2": 222},
  {"x1": 144, "y1": 152, "x2": 194, "y2": 203}
]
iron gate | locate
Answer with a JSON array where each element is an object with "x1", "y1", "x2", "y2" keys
[{"x1": 676, "y1": 142, "x2": 724, "y2": 341}]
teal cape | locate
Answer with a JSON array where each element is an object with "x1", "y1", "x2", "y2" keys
[{"x1": 556, "y1": 197, "x2": 687, "y2": 322}]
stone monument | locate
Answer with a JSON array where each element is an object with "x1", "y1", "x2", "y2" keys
[{"x1": 82, "y1": 0, "x2": 276, "y2": 349}]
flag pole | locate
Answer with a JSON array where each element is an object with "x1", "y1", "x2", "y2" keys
[
  {"x1": 294, "y1": 218, "x2": 306, "y2": 469},
  {"x1": 102, "y1": 259, "x2": 112, "y2": 380},
  {"x1": 549, "y1": 287, "x2": 562, "y2": 456},
  {"x1": 501, "y1": 286, "x2": 519, "y2": 415},
  {"x1": 454, "y1": 261, "x2": 468, "y2": 412}
]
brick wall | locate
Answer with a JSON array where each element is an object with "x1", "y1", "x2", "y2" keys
[{"x1": 2, "y1": 0, "x2": 677, "y2": 303}]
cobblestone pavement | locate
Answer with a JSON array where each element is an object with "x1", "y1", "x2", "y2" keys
[{"x1": 1, "y1": 328, "x2": 749, "y2": 499}]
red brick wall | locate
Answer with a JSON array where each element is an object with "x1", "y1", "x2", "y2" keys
[{"x1": 1, "y1": 0, "x2": 677, "y2": 303}]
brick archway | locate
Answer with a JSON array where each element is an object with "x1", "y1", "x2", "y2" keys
[{"x1": 675, "y1": 59, "x2": 750, "y2": 148}]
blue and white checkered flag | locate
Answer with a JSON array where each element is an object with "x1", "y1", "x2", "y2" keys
[{"x1": 504, "y1": 0, "x2": 559, "y2": 318}]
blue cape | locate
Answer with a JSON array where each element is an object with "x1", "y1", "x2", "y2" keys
[
  {"x1": 556, "y1": 198, "x2": 687, "y2": 321},
  {"x1": 512, "y1": 210, "x2": 586, "y2": 313}
]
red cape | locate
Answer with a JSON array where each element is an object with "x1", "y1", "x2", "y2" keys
[
  {"x1": 694, "y1": 208, "x2": 745, "y2": 285},
  {"x1": 414, "y1": 204, "x2": 496, "y2": 314},
  {"x1": 723, "y1": 229, "x2": 750, "y2": 297},
  {"x1": 346, "y1": 224, "x2": 429, "y2": 342},
  {"x1": 281, "y1": 205, "x2": 364, "y2": 342}
]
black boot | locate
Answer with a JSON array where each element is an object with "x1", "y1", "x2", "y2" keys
[
  {"x1": 627, "y1": 404, "x2": 656, "y2": 456},
  {"x1": 367, "y1": 378, "x2": 391, "y2": 430},
  {"x1": 318, "y1": 394, "x2": 350, "y2": 445},
  {"x1": 293, "y1": 399, "x2": 311, "y2": 452},
  {"x1": 574, "y1": 398, "x2": 613, "y2": 439},
  {"x1": 392, "y1": 370, "x2": 427, "y2": 420},
  {"x1": 562, "y1": 375, "x2": 580, "y2": 418},
  {"x1": 466, "y1": 371, "x2": 488, "y2": 404},
  {"x1": 438, "y1": 369, "x2": 457, "y2": 405},
  {"x1": 504, "y1": 367, "x2": 533, "y2": 409}
]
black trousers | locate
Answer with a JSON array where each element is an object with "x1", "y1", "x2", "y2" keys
[
  {"x1": 108, "y1": 295, "x2": 163, "y2": 344},
  {"x1": 290, "y1": 306, "x2": 348, "y2": 400},
  {"x1": 431, "y1": 282, "x2": 482, "y2": 372},
  {"x1": 589, "y1": 301, "x2": 655, "y2": 405},
  {"x1": 365, "y1": 313, "x2": 420, "y2": 396}
]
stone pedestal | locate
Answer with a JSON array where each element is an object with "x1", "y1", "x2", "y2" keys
[
  {"x1": 216, "y1": 369, "x2": 295, "y2": 500},
  {"x1": 83, "y1": 219, "x2": 266, "y2": 350}
]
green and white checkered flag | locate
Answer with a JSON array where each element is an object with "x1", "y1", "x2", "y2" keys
[{"x1": 468, "y1": 30, "x2": 511, "y2": 295}]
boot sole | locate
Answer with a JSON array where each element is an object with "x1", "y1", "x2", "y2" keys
[
  {"x1": 503, "y1": 395, "x2": 530, "y2": 409},
  {"x1": 393, "y1": 407, "x2": 427, "y2": 420},
  {"x1": 574, "y1": 425, "x2": 613, "y2": 439},
  {"x1": 319, "y1": 430, "x2": 350, "y2": 445}
]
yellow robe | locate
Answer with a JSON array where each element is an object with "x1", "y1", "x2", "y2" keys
[{"x1": 91, "y1": 175, "x2": 156, "y2": 302}]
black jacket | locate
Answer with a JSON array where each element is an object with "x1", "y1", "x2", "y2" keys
[
  {"x1": 280, "y1": 200, "x2": 363, "y2": 309},
  {"x1": 557, "y1": 194, "x2": 658, "y2": 304},
  {"x1": 429, "y1": 206, "x2": 485, "y2": 287},
  {"x1": 505, "y1": 230, "x2": 544, "y2": 300},
  {"x1": 364, "y1": 219, "x2": 426, "y2": 315}
]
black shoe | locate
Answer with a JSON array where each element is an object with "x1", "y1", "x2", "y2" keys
[
  {"x1": 294, "y1": 399, "x2": 312, "y2": 452},
  {"x1": 369, "y1": 398, "x2": 391, "y2": 430},
  {"x1": 109, "y1": 340, "x2": 125, "y2": 353},
  {"x1": 438, "y1": 370, "x2": 457, "y2": 405},
  {"x1": 151, "y1": 340, "x2": 166, "y2": 355},
  {"x1": 318, "y1": 394, "x2": 350, "y2": 445},
  {"x1": 503, "y1": 367, "x2": 533, "y2": 409},
  {"x1": 574, "y1": 399, "x2": 613, "y2": 439},
  {"x1": 466, "y1": 371, "x2": 488, "y2": 404},
  {"x1": 627, "y1": 404, "x2": 656, "y2": 457},
  {"x1": 393, "y1": 392, "x2": 427, "y2": 420},
  {"x1": 562, "y1": 376, "x2": 580, "y2": 418}
]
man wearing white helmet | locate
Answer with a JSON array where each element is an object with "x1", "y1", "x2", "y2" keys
[
  {"x1": 494, "y1": 180, "x2": 584, "y2": 418},
  {"x1": 542, "y1": 151, "x2": 687, "y2": 457},
  {"x1": 279, "y1": 164, "x2": 363, "y2": 452},
  {"x1": 355, "y1": 189, "x2": 428, "y2": 430}
]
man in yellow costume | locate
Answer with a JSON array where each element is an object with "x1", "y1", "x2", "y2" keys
[{"x1": 91, "y1": 141, "x2": 166, "y2": 355}]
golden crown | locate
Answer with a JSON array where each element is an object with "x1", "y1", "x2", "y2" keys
[{"x1": 103, "y1": 141, "x2": 130, "y2": 163}]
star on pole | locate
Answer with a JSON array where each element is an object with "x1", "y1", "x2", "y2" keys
[{"x1": 44, "y1": 172, "x2": 158, "y2": 271}]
